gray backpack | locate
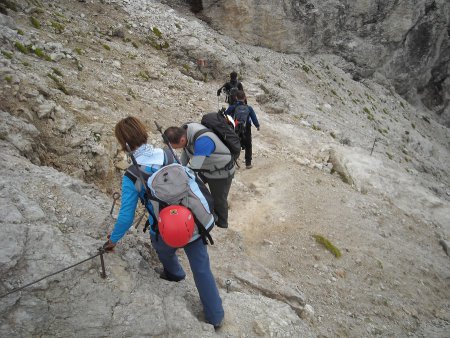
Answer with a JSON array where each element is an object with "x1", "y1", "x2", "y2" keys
[{"x1": 147, "y1": 164, "x2": 215, "y2": 245}]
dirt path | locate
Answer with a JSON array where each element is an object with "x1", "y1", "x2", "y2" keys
[{"x1": 217, "y1": 111, "x2": 450, "y2": 337}]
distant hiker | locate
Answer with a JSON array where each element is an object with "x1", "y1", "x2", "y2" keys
[
  {"x1": 225, "y1": 90, "x2": 260, "y2": 169},
  {"x1": 217, "y1": 71, "x2": 244, "y2": 106},
  {"x1": 102, "y1": 116, "x2": 224, "y2": 329},
  {"x1": 163, "y1": 123, "x2": 235, "y2": 229}
]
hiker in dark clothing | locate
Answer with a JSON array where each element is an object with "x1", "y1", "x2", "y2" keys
[
  {"x1": 217, "y1": 71, "x2": 244, "y2": 105},
  {"x1": 163, "y1": 124, "x2": 235, "y2": 229},
  {"x1": 225, "y1": 90, "x2": 260, "y2": 169}
]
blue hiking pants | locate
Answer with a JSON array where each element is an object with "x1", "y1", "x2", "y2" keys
[{"x1": 150, "y1": 234, "x2": 224, "y2": 326}]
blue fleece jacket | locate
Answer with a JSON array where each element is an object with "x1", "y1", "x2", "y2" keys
[{"x1": 109, "y1": 145, "x2": 165, "y2": 243}]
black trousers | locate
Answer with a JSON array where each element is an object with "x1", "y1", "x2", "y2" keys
[
  {"x1": 243, "y1": 125, "x2": 252, "y2": 166},
  {"x1": 200, "y1": 173, "x2": 234, "y2": 228}
]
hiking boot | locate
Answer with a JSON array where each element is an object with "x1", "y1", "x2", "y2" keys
[
  {"x1": 213, "y1": 319, "x2": 224, "y2": 330},
  {"x1": 154, "y1": 267, "x2": 184, "y2": 282},
  {"x1": 246, "y1": 164, "x2": 253, "y2": 169},
  {"x1": 216, "y1": 222, "x2": 228, "y2": 229}
]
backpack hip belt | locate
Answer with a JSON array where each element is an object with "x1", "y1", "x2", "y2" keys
[{"x1": 191, "y1": 159, "x2": 234, "y2": 174}]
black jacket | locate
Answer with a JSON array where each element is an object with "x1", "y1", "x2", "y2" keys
[{"x1": 217, "y1": 80, "x2": 243, "y2": 96}]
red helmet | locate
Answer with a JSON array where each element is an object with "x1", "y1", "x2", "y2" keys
[{"x1": 158, "y1": 205, "x2": 195, "y2": 248}]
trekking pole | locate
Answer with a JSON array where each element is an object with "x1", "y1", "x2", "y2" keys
[
  {"x1": 154, "y1": 121, "x2": 181, "y2": 164},
  {"x1": 370, "y1": 138, "x2": 378, "y2": 156},
  {"x1": 133, "y1": 211, "x2": 146, "y2": 229}
]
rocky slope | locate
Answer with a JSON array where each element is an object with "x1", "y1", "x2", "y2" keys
[
  {"x1": 199, "y1": 0, "x2": 450, "y2": 127},
  {"x1": 0, "y1": 0, "x2": 449, "y2": 337}
]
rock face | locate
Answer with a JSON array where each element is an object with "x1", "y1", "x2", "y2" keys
[
  {"x1": 1, "y1": 0, "x2": 449, "y2": 337},
  {"x1": 200, "y1": 0, "x2": 450, "y2": 126}
]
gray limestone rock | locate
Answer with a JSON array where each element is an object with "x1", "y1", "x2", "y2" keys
[
  {"x1": 0, "y1": 111, "x2": 40, "y2": 157},
  {"x1": 201, "y1": 0, "x2": 450, "y2": 126}
]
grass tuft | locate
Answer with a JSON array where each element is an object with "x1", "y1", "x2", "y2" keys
[
  {"x1": 151, "y1": 26, "x2": 162, "y2": 38},
  {"x1": 1, "y1": 50, "x2": 13, "y2": 59},
  {"x1": 1, "y1": 0, "x2": 17, "y2": 11},
  {"x1": 137, "y1": 70, "x2": 150, "y2": 81},
  {"x1": 51, "y1": 67, "x2": 63, "y2": 76},
  {"x1": 313, "y1": 234, "x2": 342, "y2": 258},
  {"x1": 33, "y1": 47, "x2": 52, "y2": 61},
  {"x1": 30, "y1": 16, "x2": 41, "y2": 29},
  {"x1": 51, "y1": 21, "x2": 65, "y2": 33},
  {"x1": 47, "y1": 73, "x2": 69, "y2": 94},
  {"x1": 14, "y1": 41, "x2": 30, "y2": 54}
]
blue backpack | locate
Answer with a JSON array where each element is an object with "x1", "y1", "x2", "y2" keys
[
  {"x1": 233, "y1": 105, "x2": 250, "y2": 148},
  {"x1": 234, "y1": 105, "x2": 250, "y2": 126}
]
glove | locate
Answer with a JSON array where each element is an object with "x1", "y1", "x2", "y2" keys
[
  {"x1": 257, "y1": 127, "x2": 260, "y2": 131},
  {"x1": 217, "y1": 89, "x2": 221, "y2": 96},
  {"x1": 102, "y1": 237, "x2": 116, "y2": 252}
]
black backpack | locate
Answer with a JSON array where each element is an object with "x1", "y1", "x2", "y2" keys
[
  {"x1": 194, "y1": 110, "x2": 241, "y2": 160},
  {"x1": 226, "y1": 80, "x2": 240, "y2": 105}
]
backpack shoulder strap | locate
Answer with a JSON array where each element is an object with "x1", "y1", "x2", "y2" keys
[
  {"x1": 192, "y1": 128, "x2": 211, "y2": 143},
  {"x1": 125, "y1": 165, "x2": 145, "y2": 186},
  {"x1": 163, "y1": 147, "x2": 175, "y2": 165},
  {"x1": 124, "y1": 164, "x2": 159, "y2": 231},
  {"x1": 125, "y1": 165, "x2": 158, "y2": 200}
]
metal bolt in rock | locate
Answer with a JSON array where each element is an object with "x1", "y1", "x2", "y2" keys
[
  {"x1": 109, "y1": 192, "x2": 120, "y2": 215},
  {"x1": 225, "y1": 279, "x2": 231, "y2": 293}
]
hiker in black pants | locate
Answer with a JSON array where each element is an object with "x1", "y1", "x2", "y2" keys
[
  {"x1": 225, "y1": 90, "x2": 260, "y2": 169},
  {"x1": 217, "y1": 71, "x2": 244, "y2": 105},
  {"x1": 163, "y1": 124, "x2": 235, "y2": 229}
]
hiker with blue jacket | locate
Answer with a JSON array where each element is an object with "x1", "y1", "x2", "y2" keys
[
  {"x1": 225, "y1": 90, "x2": 260, "y2": 169},
  {"x1": 102, "y1": 116, "x2": 224, "y2": 329},
  {"x1": 217, "y1": 71, "x2": 244, "y2": 105},
  {"x1": 163, "y1": 123, "x2": 235, "y2": 229}
]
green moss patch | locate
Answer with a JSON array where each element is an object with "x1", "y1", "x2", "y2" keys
[
  {"x1": 313, "y1": 234, "x2": 342, "y2": 258},
  {"x1": 1, "y1": 50, "x2": 13, "y2": 59},
  {"x1": 33, "y1": 47, "x2": 52, "y2": 61},
  {"x1": 51, "y1": 21, "x2": 65, "y2": 33},
  {"x1": 151, "y1": 26, "x2": 162, "y2": 38},
  {"x1": 14, "y1": 41, "x2": 30, "y2": 54},
  {"x1": 30, "y1": 16, "x2": 41, "y2": 29}
]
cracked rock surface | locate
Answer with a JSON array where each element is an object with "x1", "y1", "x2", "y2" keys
[{"x1": 0, "y1": 0, "x2": 449, "y2": 337}]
